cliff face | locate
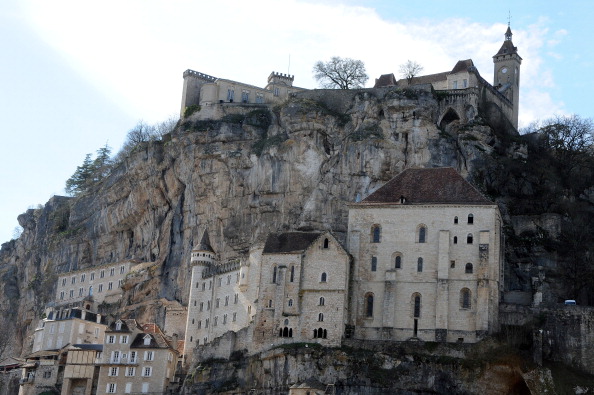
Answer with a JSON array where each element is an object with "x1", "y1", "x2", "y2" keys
[{"x1": 0, "y1": 86, "x2": 520, "y2": 357}]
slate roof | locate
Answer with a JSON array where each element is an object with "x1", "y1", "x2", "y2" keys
[
  {"x1": 374, "y1": 73, "x2": 397, "y2": 88},
  {"x1": 130, "y1": 323, "x2": 173, "y2": 350},
  {"x1": 494, "y1": 40, "x2": 520, "y2": 57},
  {"x1": 450, "y1": 59, "x2": 475, "y2": 74},
  {"x1": 263, "y1": 232, "x2": 323, "y2": 254},
  {"x1": 193, "y1": 230, "x2": 215, "y2": 253},
  {"x1": 360, "y1": 168, "x2": 492, "y2": 205},
  {"x1": 106, "y1": 319, "x2": 139, "y2": 333}
]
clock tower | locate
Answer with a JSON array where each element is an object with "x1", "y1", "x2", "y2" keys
[{"x1": 493, "y1": 24, "x2": 522, "y2": 129}]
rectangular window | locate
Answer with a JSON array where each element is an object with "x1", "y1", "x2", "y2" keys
[
  {"x1": 121, "y1": 335, "x2": 128, "y2": 344},
  {"x1": 118, "y1": 279, "x2": 123, "y2": 287},
  {"x1": 69, "y1": 290, "x2": 74, "y2": 298},
  {"x1": 233, "y1": 312, "x2": 237, "y2": 322},
  {"x1": 274, "y1": 87, "x2": 280, "y2": 96},
  {"x1": 98, "y1": 284, "x2": 103, "y2": 293},
  {"x1": 79, "y1": 288, "x2": 84, "y2": 297},
  {"x1": 142, "y1": 367, "x2": 152, "y2": 377},
  {"x1": 201, "y1": 282, "x2": 205, "y2": 291},
  {"x1": 125, "y1": 383, "x2": 132, "y2": 394},
  {"x1": 144, "y1": 351, "x2": 154, "y2": 361},
  {"x1": 100, "y1": 270, "x2": 105, "y2": 278},
  {"x1": 110, "y1": 268, "x2": 115, "y2": 276},
  {"x1": 216, "y1": 298, "x2": 220, "y2": 308},
  {"x1": 108, "y1": 282, "x2": 113, "y2": 291},
  {"x1": 94, "y1": 328, "x2": 99, "y2": 338},
  {"x1": 111, "y1": 350, "x2": 120, "y2": 363},
  {"x1": 90, "y1": 272, "x2": 95, "y2": 281},
  {"x1": 107, "y1": 383, "x2": 116, "y2": 393},
  {"x1": 463, "y1": 79, "x2": 468, "y2": 88},
  {"x1": 62, "y1": 278, "x2": 66, "y2": 287},
  {"x1": 60, "y1": 291, "x2": 64, "y2": 300},
  {"x1": 241, "y1": 90, "x2": 249, "y2": 103},
  {"x1": 107, "y1": 335, "x2": 115, "y2": 344},
  {"x1": 142, "y1": 383, "x2": 149, "y2": 394},
  {"x1": 120, "y1": 265, "x2": 125, "y2": 274},
  {"x1": 227, "y1": 88, "x2": 234, "y2": 101},
  {"x1": 197, "y1": 320, "x2": 201, "y2": 329},
  {"x1": 71, "y1": 276, "x2": 76, "y2": 284},
  {"x1": 453, "y1": 80, "x2": 458, "y2": 89},
  {"x1": 225, "y1": 296, "x2": 229, "y2": 306},
  {"x1": 234, "y1": 293, "x2": 238, "y2": 304},
  {"x1": 199, "y1": 302, "x2": 203, "y2": 312},
  {"x1": 223, "y1": 314, "x2": 227, "y2": 324},
  {"x1": 371, "y1": 256, "x2": 377, "y2": 272},
  {"x1": 126, "y1": 367, "x2": 135, "y2": 377},
  {"x1": 81, "y1": 273, "x2": 85, "y2": 282},
  {"x1": 130, "y1": 351, "x2": 137, "y2": 363},
  {"x1": 109, "y1": 367, "x2": 119, "y2": 377}
]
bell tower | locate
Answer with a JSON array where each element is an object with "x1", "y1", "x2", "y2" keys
[{"x1": 493, "y1": 24, "x2": 522, "y2": 129}]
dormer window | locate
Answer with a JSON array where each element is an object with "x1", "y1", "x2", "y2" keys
[
  {"x1": 115, "y1": 320, "x2": 122, "y2": 331},
  {"x1": 143, "y1": 334, "x2": 151, "y2": 346}
]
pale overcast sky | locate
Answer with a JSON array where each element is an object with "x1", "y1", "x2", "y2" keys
[{"x1": 1, "y1": 0, "x2": 592, "y2": 244}]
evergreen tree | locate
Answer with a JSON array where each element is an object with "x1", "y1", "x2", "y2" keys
[{"x1": 65, "y1": 154, "x2": 94, "y2": 195}]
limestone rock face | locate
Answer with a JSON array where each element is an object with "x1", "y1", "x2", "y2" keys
[{"x1": 0, "y1": 87, "x2": 509, "y2": 357}]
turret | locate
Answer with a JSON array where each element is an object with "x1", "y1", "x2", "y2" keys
[{"x1": 191, "y1": 229, "x2": 215, "y2": 266}]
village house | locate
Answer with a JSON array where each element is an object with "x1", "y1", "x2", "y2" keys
[{"x1": 97, "y1": 319, "x2": 180, "y2": 394}]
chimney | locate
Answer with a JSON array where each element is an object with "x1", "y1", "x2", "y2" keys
[{"x1": 171, "y1": 333, "x2": 179, "y2": 351}]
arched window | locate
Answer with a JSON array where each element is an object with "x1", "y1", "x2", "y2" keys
[
  {"x1": 467, "y1": 233, "x2": 473, "y2": 244},
  {"x1": 319, "y1": 297, "x2": 325, "y2": 306},
  {"x1": 288, "y1": 299, "x2": 293, "y2": 307},
  {"x1": 417, "y1": 257, "x2": 423, "y2": 272},
  {"x1": 289, "y1": 328, "x2": 293, "y2": 337},
  {"x1": 321, "y1": 272, "x2": 327, "y2": 282},
  {"x1": 413, "y1": 294, "x2": 421, "y2": 318},
  {"x1": 290, "y1": 265, "x2": 295, "y2": 282},
  {"x1": 323, "y1": 238, "x2": 329, "y2": 249},
  {"x1": 323, "y1": 329, "x2": 327, "y2": 339},
  {"x1": 284, "y1": 319, "x2": 289, "y2": 325},
  {"x1": 454, "y1": 216, "x2": 459, "y2": 224},
  {"x1": 371, "y1": 225, "x2": 381, "y2": 243},
  {"x1": 272, "y1": 266, "x2": 277, "y2": 283},
  {"x1": 453, "y1": 236, "x2": 458, "y2": 244},
  {"x1": 313, "y1": 329, "x2": 318, "y2": 338},
  {"x1": 468, "y1": 214, "x2": 474, "y2": 224},
  {"x1": 365, "y1": 293, "x2": 374, "y2": 317},
  {"x1": 371, "y1": 256, "x2": 377, "y2": 272},
  {"x1": 283, "y1": 327, "x2": 289, "y2": 337},
  {"x1": 395, "y1": 254, "x2": 402, "y2": 269},
  {"x1": 465, "y1": 263, "x2": 473, "y2": 274},
  {"x1": 279, "y1": 328, "x2": 283, "y2": 337},
  {"x1": 418, "y1": 226, "x2": 427, "y2": 243},
  {"x1": 460, "y1": 288, "x2": 471, "y2": 309},
  {"x1": 318, "y1": 313, "x2": 324, "y2": 322}
]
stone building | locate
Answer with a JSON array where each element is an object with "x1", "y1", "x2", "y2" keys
[
  {"x1": 183, "y1": 230, "x2": 258, "y2": 361},
  {"x1": 32, "y1": 307, "x2": 107, "y2": 352},
  {"x1": 54, "y1": 261, "x2": 135, "y2": 309},
  {"x1": 347, "y1": 168, "x2": 502, "y2": 343},
  {"x1": 374, "y1": 26, "x2": 521, "y2": 129},
  {"x1": 97, "y1": 319, "x2": 180, "y2": 394},
  {"x1": 253, "y1": 232, "x2": 350, "y2": 348},
  {"x1": 180, "y1": 70, "x2": 307, "y2": 115},
  {"x1": 60, "y1": 344, "x2": 103, "y2": 395}
]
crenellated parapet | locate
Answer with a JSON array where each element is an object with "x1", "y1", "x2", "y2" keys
[
  {"x1": 183, "y1": 69, "x2": 217, "y2": 82},
  {"x1": 267, "y1": 71, "x2": 294, "y2": 86},
  {"x1": 201, "y1": 259, "x2": 240, "y2": 278}
]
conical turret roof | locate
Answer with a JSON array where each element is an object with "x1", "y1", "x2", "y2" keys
[{"x1": 194, "y1": 230, "x2": 214, "y2": 253}]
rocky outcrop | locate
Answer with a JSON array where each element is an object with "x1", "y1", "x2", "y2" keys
[{"x1": 2, "y1": 85, "x2": 591, "y2": 391}]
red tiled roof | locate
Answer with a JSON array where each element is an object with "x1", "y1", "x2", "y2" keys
[{"x1": 360, "y1": 168, "x2": 492, "y2": 205}]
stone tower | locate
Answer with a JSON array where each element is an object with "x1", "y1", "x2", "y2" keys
[
  {"x1": 493, "y1": 24, "x2": 522, "y2": 129},
  {"x1": 184, "y1": 229, "x2": 215, "y2": 360}
]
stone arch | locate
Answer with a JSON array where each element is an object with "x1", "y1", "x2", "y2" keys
[{"x1": 439, "y1": 108, "x2": 460, "y2": 129}]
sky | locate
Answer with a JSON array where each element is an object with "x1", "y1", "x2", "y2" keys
[{"x1": 0, "y1": 0, "x2": 592, "y2": 244}]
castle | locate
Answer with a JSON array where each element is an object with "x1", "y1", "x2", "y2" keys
[{"x1": 181, "y1": 25, "x2": 521, "y2": 130}]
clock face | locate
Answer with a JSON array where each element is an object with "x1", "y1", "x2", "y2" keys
[{"x1": 501, "y1": 67, "x2": 508, "y2": 74}]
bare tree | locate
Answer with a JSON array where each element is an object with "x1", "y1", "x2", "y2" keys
[
  {"x1": 313, "y1": 57, "x2": 368, "y2": 89},
  {"x1": 399, "y1": 60, "x2": 424, "y2": 85}
]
